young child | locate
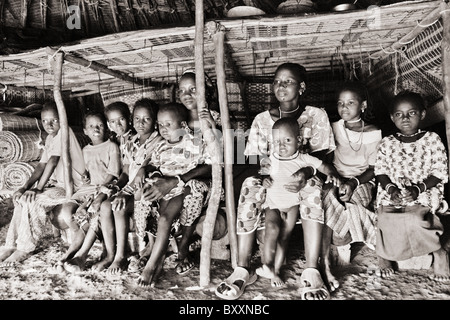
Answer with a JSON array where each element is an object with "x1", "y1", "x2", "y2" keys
[
  {"x1": 62, "y1": 101, "x2": 137, "y2": 273},
  {"x1": 99, "y1": 99, "x2": 162, "y2": 274},
  {"x1": 57, "y1": 111, "x2": 121, "y2": 270},
  {"x1": 321, "y1": 82, "x2": 382, "y2": 291},
  {"x1": 256, "y1": 117, "x2": 340, "y2": 288},
  {"x1": 374, "y1": 90, "x2": 449, "y2": 282},
  {"x1": 137, "y1": 102, "x2": 212, "y2": 287},
  {"x1": 0, "y1": 102, "x2": 85, "y2": 266}
]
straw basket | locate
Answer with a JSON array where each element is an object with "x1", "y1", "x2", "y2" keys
[
  {"x1": 276, "y1": 0, "x2": 317, "y2": 14},
  {"x1": 0, "y1": 114, "x2": 43, "y2": 132},
  {"x1": 1, "y1": 161, "x2": 38, "y2": 191},
  {"x1": 0, "y1": 131, "x2": 44, "y2": 164}
]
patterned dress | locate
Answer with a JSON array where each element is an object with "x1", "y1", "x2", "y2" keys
[
  {"x1": 323, "y1": 120, "x2": 382, "y2": 247},
  {"x1": 374, "y1": 131, "x2": 448, "y2": 260}
]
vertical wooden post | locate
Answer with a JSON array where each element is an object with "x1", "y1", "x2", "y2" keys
[
  {"x1": 211, "y1": 21, "x2": 238, "y2": 269},
  {"x1": 442, "y1": 1, "x2": 450, "y2": 201},
  {"x1": 51, "y1": 51, "x2": 74, "y2": 199},
  {"x1": 195, "y1": 0, "x2": 223, "y2": 287}
]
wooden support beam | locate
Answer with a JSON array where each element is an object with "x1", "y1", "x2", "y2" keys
[
  {"x1": 50, "y1": 52, "x2": 73, "y2": 199},
  {"x1": 108, "y1": 0, "x2": 121, "y2": 33},
  {"x1": 441, "y1": 1, "x2": 450, "y2": 201},
  {"x1": 211, "y1": 21, "x2": 238, "y2": 270},
  {"x1": 20, "y1": 0, "x2": 30, "y2": 28},
  {"x1": 196, "y1": 0, "x2": 222, "y2": 288},
  {"x1": 45, "y1": 47, "x2": 157, "y2": 88}
]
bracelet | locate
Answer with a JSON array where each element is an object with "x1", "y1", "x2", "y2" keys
[
  {"x1": 307, "y1": 166, "x2": 317, "y2": 176},
  {"x1": 349, "y1": 177, "x2": 360, "y2": 187},
  {"x1": 412, "y1": 184, "x2": 421, "y2": 194},
  {"x1": 419, "y1": 181, "x2": 427, "y2": 192},
  {"x1": 385, "y1": 183, "x2": 396, "y2": 194}
]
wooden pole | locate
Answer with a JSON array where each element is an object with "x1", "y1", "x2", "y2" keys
[
  {"x1": 195, "y1": 0, "x2": 223, "y2": 287},
  {"x1": 441, "y1": 1, "x2": 450, "y2": 201},
  {"x1": 210, "y1": 21, "x2": 238, "y2": 269},
  {"x1": 50, "y1": 51, "x2": 73, "y2": 199}
]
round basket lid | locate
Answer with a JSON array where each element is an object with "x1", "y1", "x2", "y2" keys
[
  {"x1": 277, "y1": 0, "x2": 316, "y2": 13},
  {"x1": 226, "y1": 6, "x2": 266, "y2": 18}
]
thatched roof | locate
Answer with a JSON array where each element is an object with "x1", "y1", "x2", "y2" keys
[{"x1": 0, "y1": 0, "x2": 443, "y2": 99}]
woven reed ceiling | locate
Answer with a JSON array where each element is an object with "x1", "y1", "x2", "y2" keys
[{"x1": 0, "y1": 0, "x2": 442, "y2": 96}]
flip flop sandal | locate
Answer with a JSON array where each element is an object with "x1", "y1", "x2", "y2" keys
[
  {"x1": 215, "y1": 267, "x2": 257, "y2": 300},
  {"x1": 175, "y1": 257, "x2": 194, "y2": 275},
  {"x1": 300, "y1": 268, "x2": 331, "y2": 300}
]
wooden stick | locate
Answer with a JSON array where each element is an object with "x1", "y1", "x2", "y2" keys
[
  {"x1": 441, "y1": 1, "x2": 450, "y2": 201},
  {"x1": 50, "y1": 52, "x2": 73, "y2": 199},
  {"x1": 212, "y1": 21, "x2": 238, "y2": 269},
  {"x1": 195, "y1": 0, "x2": 222, "y2": 288}
]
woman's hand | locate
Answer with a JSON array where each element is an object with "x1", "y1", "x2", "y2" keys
[
  {"x1": 20, "y1": 189, "x2": 41, "y2": 204},
  {"x1": 199, "y1": 109, "x2": 215, "y2": 129},
  {"x1": 284, "y1": 168, "x2": 309, "y2": 193},
  {"x1": 389, "y1": 186, "x2": 403, "y2": 207},
  {"x1": 141, "y1": 176, "x2": 178, "y2": 202},
  {"x1": 262, "y1": 177, "x2": 273, "y2": 188}
]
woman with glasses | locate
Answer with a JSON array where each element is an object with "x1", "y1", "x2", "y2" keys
[{"x1": 215, "y1": 62, "x2": 337, "y2": 300}]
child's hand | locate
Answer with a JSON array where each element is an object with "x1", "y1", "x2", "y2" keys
[
  {"x1": 325, "y1": 173, "x2": 342, "y2": 188},
  {"x1": 262, "y1": 177, "x2": 273, "y2": 188},
  {"x1": 389, "y1": 187, "x2": 403, "y2": 207},
  {"x1": 141, "y1": 176, "x2": 176, "y2": 202},
  {"x1": 338, "y1": 179, "x2": 357, "y2": 202},
  {"x1": 133, "y1": 168, "x2": 147, "y2": 190},
  {"x1": 12, "y1": 188, "x2": 25, "y2": 204},
  {"x1": 111, "y1": 193, "x2": 129, "y2": 211},
  {"x1": 199, "y1": 109, "x2": 215, "y2": 129},
  {"x1": 81, "y1": 172, "x2": 91, "y2": 185},
  {"x1": 89, "y1": 194, "x2": 106, "y2": 213}
]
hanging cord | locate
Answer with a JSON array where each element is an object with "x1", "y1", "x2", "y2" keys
[{"x1": 394, "y1": 52, "x2": 400, "y2": 95}]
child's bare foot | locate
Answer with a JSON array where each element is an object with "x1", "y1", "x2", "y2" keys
[
  {"x1": 320, "y1": 259, "x2": 339, "y2": 292},
  {"x1": 106, "y1": 258, "x2": 128, "y2": 275},
  {"x1": 0, "y1": 247, "x2": 16, "y2": 262},
  {"x1": 64, "y1": 257, "x2": 86, "y2": 273},
  {"x1": 92, "y1": 256, "x2": 114, "y2": 272},
  {"x1": 271, "y1": 275, "x2": 285, "y2": 288},
  {"x1": 375, "y1": 256, "x2": 397, "y2": 278},
  {"x1": 0, "y1": 250, "x2": 31, "y2": 267},
  {"x1": 429, "y1": 248, "x2": 450, "y2": 282},
  {"x1": 137, "y1": 258, "x2": 164, "y2": 288},
  {"x1": 255, "y1": 264, "x2": 275, "y2": 279}
]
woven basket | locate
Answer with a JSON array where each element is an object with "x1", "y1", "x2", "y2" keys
[
  {"x1": 0, "y1": 114, "x2": 43, "y2": 132},
  {"x1": 0, "y1": 131, "x2": 44, "y2": 164},
  {"x1": 1, "y1": 161, "x2": 38, "y2": 191}
]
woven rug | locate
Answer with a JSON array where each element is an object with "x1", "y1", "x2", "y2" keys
[
  {"x1": 0, "y1": 114, "x2": 43, "y2": 132},
  {"x1": 0, "y1": 131, "x2": 44, "y2": 164},
  {"x1": 0, "y1": 161, "x2": 39, "y2": 191}
]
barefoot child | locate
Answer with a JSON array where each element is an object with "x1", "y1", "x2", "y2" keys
[
  {"x1": 0, "y1": 102, "x2": 85, "y2": 267},
  {"x1": 57, "y1": 111, "x2": 121, "y2": 269},
  {"x1": 62, "y1": 101, "x2": 136, "y2": 273},
  {"x1": 374, "y1": 90, "x2": 450, "y2": 282},
  {"x1": 256, "y1": 117, "x2": 340, "y2": 287},
  {"x1": 137, "y1": 102, "x2": 212, "y2": 287},
  {"x1": 321, "y1": 82, "x2": 382, "y2": 291}
]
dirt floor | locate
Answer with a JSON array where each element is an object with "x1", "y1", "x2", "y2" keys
[{"x1": 0, "y1": 197, "x2": 449, "y2": 306}]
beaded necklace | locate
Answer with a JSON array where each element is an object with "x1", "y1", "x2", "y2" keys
[{"x1": 343, "y1": 120, "x2": 365, "y2": 152}]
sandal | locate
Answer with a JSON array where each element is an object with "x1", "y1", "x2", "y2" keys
[
  {"x1": 215, "y1": 267, "x2": 257, "y2": 300},
  {"x1": 300, "y1": 268, "x2": 331, "y2": 300},
  {"x1": 127, "y1": 255, "x2": 148, "y2": 272},
  {"x1": 175, "y1": 257, "x2": 194, "y2": 275}
]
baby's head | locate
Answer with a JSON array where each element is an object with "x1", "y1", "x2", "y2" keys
[
  {"x1": 41, "y1": 101, "x2": 60, "y2": 136},
  {"x1": 272, "y1": 117, "x2": 301, "y2": 158},
  {"x1": 104, "y1": 101, "x2": 131, "y2": 137},
  {"x1": 83, "y1": 111, "x2": 107, "y2": 145},
  {"x1": 389, "y1": 90, "x2": 426, "y2": 135},
  {"x1": 132, "y1": 98, "x2": 159, "y2": 136},
  {"x1": 157, "y1": 102, "x2": 189, "y2": 143}
]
